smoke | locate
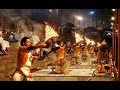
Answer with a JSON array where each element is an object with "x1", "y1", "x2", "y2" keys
[
  {"x1": 2, "y1": 9, "x2": 45, "y2": 42},
  {"x1": 1, "y1": 9, "x2": 59, "y2": 43}
]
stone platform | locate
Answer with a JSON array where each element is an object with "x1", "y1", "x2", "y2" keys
[{"x1": 32, "y1": 68, "x2": 115, "y2": 81}]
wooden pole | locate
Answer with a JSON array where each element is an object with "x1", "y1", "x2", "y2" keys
[
  {"x1": 112, "y1": 9, "x2": 117, "y2": 80},
  {"x1": 114, "y1": 10, "x2": 117, "y2": 69},
  {"x1": 73, "y1": 16, "x2": 74, "y2": 24},
  {"x1": 112, "y1": 15, "x2": 115, "y2": 66},
  {"x1": 118, "y1": 9, "x2": 120, "y2": 80}
]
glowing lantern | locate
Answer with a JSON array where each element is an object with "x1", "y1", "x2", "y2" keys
[
  {"x1": 75, "y1": 32, "x2": 83, "y2": 43},
  {"x1": 85, "y1": 37, "x2": 91, "y2": 45},
  {"x1": 45, "y1": 24, "x2": 58, "y2": 42}
]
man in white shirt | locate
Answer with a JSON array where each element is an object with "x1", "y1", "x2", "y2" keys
[
  {"x1": 12, "y1": 37, "x2": 47, "y2": 81},
  {"x1": 0, "y1": 31, "x2": 10, "y2": 55},
  {"x1": 31, "y1": 32, "x2": 40, "y2": 55}
]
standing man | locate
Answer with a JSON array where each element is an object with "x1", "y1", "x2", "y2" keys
[{"x1": 12, "y1": 37, "x2": 48, "y2": 81}]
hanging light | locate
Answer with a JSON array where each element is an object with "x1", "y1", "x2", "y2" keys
[
  {"x1": 112, "y1": 9, "x2": 116, "y2": 11},
  {"x1": 111, "y1": 16, "x2": 115, "y2": 21},
  {"x1": 111, "y1": 22, "x2": 114, "y2": 26}
]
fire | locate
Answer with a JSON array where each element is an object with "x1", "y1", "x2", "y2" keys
[
  {"x1": 97, "y1": 42, "x2": 101, "y2": 47},
  {"x1": 85, "y1": 37, "x2": 91, "y2": 45},
  {"x1": 75, "y1": 32, "x2": 83, "y2": 43},
  {"x1": 91, "y1": 40, "x2": 95, "y2": 45},
  {"x1": 45, "y1": 23, "x2": 58, "y2": 42},
  {"x1": 84, "y1": 37, "x2": 95, "y2": 45}
]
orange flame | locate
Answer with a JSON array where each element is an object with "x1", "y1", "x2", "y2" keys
[
  {"x1": 75, "y1": 32, "x2": 83, "y2": 43},
  {"x1": 45, "y1": 23, "x2": 58, "y2": 42}
]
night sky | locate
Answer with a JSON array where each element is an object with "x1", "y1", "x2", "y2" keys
[{"x1": 4, "y1": 9, "x2": 111, "y2": 28}]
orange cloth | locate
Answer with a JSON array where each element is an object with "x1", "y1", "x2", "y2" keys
[
  {"x1": 74, "y1": 46, "x2": 80, "y2": 56},
  {"x1": 96, "y1": 65, "x2": 106, "y2": 73},
  {"x1": 56, "y1": 47, "x2": 65, "y2": 59},
  {"x1": 17, "y1": 46, "x2": 29, "y2": 67},
  {"x1": 90, "y1": 47, "x2": 94, "y2": 53},
  {"x1": 84, "y1": 46, "x2": 88, "y2": 55},
  {"x1": 56, "y1": 46, "x2": 65, "y2": 65}
]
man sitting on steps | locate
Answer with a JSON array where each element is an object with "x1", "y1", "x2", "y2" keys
[{"x1": 0, "y1": 30, "x2": 10, "y2": 55}]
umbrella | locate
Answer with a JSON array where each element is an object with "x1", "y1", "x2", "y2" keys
[
  {"x1": 84, "y1": 32, "x2": 103, "y2": 42},
  {"x1": 65, "y1": 22, "x2": 75, "y2": 27},
  {"x1": 84, "y1": 26, "x2": 98, "y2": 32},
  {"x1": 45, "y1": 36, "x2": 59, "y2": 44}
]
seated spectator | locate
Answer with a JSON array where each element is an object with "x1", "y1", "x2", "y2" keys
[
  {"x1": 9, "y1": 32, "x2": 14, "y2": 42},
  {"x1": 13, "y1": 30, "x2": 21, "y2": 42},
  {"x1": 0, "y1": 31, "x2": 10, "y2": 55},
  {"x1": 30, "y1": 32, "x2": 40, "y2": 55},
  {"x1": 13, "y1": 29, "x2": 21, "y2": 49}
]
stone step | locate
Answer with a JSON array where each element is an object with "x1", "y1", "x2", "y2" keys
[
  {"x1": 32, "y1": 69, "x2": 115, "y2": 81},
  {"x1": 0, "y1": 54, "x2": 17, "y2": 60},
  {"x1": 33, "y1": 69, "x2": 114, "y2": 81},
  {"x1": 33, "y1": 76, "x2": 114, "y2": 81},
  {"x1": 69, "y1": 65, "x2": 97, "y2": 69},
  {"x1": 46, "y1": 65, "x2": 98, "y2": 69}
]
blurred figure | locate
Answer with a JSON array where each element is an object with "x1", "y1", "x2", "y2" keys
[
  {"x1": 3, "y1": 26, "x2": 10, "y2": 41},
  {"x1": 66, "y1": 39, "x2": 72, "y2": 54},
  {"x1": 9, "y1": 32, "x2": 14, "y2": 42},
  {"x1": 31, "y1": 32, "x2": 40, "y2": 55},
  {"x1": 13, "y1": 29, "x2": 21, "y2": 49},
  {"x1": 73, "y1": 42, "x2": 82, "y2": 65},
  {"x1": 83, "y1": 45, "x2": 91, "y2": 62},
  {"x1": 13, "y1": 29, "x2": 21, "y2": 42},
  {"x1": 89, "y1": 46, "x2": 95, "y2": 58},
  {"x1": 54, "y1": 41, "x2": 69, "y2": 75},
  {"x1": 0, "y1": 31, "x2": 10, "y2": 55},
  {"x1": 97, "y1": 40, "x2": 109, "y2": 64}
]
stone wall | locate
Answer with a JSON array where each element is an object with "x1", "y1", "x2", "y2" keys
[{"x1": 0, "y1": 51, "x2": 17, "y2": 81}]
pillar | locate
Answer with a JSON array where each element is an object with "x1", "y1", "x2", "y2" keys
[{"x1": 118, "y1": 9, "x2": 120, "y2": 80}]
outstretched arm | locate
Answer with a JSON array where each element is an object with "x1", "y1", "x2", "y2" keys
[{"x1": 28, "y1": 43, "x2": 47, "y2": 50}]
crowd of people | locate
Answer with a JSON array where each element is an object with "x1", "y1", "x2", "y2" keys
[
  {"x1": 0, "y1": 24, "x2": 112, "y2": 81},
  {"x1": 10, "y1": 33, "x2": 113, "y2": 81}
]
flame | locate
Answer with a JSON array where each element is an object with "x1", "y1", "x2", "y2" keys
[
  {"x1": 97, "y1": 42, "x2": 100, "y2": 47},
  {"x1": 45, "y1": 23, "x2": 58, "y2": 42},
  {"x1": 75, "y1": 32, "x2": 83, "y2": 43},
  {"x1": 91, "y1": 40, "x2": 95, "y2": 45},
  {"x1": 85, "y1": 37, "x2": 91, "y2": 45},
  {"x1": 84, "y1": 37, "x2": 95, "y2": 45}
]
